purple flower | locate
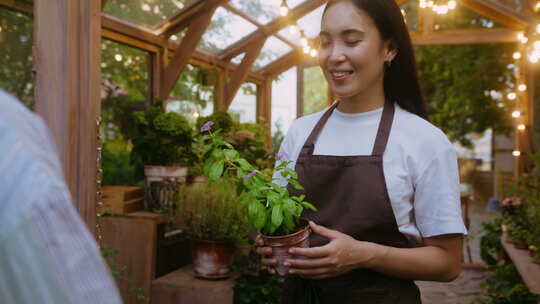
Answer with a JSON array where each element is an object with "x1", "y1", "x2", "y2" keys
[
  {"x1": 243, "y1": 171, "x2": 257, "y2": 180},
  {"x1": 277, "y1": 152, "x2": 288, "y2": 159},
  {"x1": 200, "y1": 121, "x2": 215, "y2": 132}
]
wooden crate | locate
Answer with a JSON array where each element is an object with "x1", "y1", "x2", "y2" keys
[{"x1": 100, "y1": 186, "x2": 144, "y2": 215}]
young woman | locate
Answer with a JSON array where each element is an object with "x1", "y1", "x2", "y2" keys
[{"x1": 256, "y1": 0, "x2": 467, "y2": 303}]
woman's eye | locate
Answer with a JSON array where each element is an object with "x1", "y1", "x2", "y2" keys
[{"x1": 346, "y1": 40, "x2": 361, "y2": 45}]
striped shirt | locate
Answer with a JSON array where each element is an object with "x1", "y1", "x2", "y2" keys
[{"x1": 0, "y1": 91, "x2": 122, "y2": 304}]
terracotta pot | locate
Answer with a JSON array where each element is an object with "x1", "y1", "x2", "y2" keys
[
  {"x1": 190, "y1": 239, "x2": 235, "y2": 279},
  {"x1": 261, "y1": 221, "x2": 311, "y2": 277},
  {"x1": 144, "y1": 165, "x2": 188, "y2": 210}
]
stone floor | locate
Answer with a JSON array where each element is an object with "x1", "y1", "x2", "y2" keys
[{"x1": 416, "y1": 196, "x2": 497, "y2": 303}]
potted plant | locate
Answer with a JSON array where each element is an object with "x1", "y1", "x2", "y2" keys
[
  {"x1": 128, "y1": 104, "x2": 194, "y2": 210},
  {"x1": 200, "y1": 121, "x2": 316, "y2": 276},
  {"x1": 177, "y1": 177, "x2": 248, "y2": 279}
]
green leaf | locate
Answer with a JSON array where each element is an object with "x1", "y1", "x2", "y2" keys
[
  {"x1": 209, "y1": 160, "x2": 224, "y2": 181},
  {"x1": 271, "y1": 204, "x2": 283, "y2": 230},
  {"x1": 237, "y1": 158, "x2": 252, "y2": 171},
  {"x1": 301, "y1": 201, "x2": 317, "y2": 211},
  {"x1": 223, "y1": 149, "x2": 239, "y2": 160},
  {"x1": 202, "y1": 144, "x2": 213, "y2": 155},
  {"x1": 289, "y1": 179, "x2": 304, "y2": 190}
]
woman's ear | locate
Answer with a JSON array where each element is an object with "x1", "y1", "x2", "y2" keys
[{"x1": 385, "y1": 40, "x2": 398, "y2": 62}]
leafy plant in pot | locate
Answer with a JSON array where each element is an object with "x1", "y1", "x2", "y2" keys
[
  {"x1": 200, "y1": 121, "x2": 316, "y2": 276},
  {"x1": 128, "y1": 104, "x2": 194, "y2": 210},
  {"x1": 177, "y1": 178, "x2": 248, "y2": 279}
]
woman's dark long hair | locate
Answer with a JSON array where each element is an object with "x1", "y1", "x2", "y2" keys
[{"x1": 323, "y1": 0, "x2": 427, "y2": 119}]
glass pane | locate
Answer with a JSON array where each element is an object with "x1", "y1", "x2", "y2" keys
[
  {"x1": 303, "y1": 66, "x2": 328, "y2": 115},
  {"x1": 100, "y1": 39, "x2": 151, "y2": 186},
  {"x1": 228, "y1": 83, "x2": 257, "y2": 123},
  {"x1": 272, "y1": 67, "x2": 297, "y2": 137},
  {"x1": 297, "y1": 5, "x2": 325, "y2": 39},
  {"x1": 231, "y1": 53, "x2": 245, "y2": 65},
  {"x1": 0, "y1": 8, "x2": 34, "y2": 109},
  {"x1": 432, "y1": 5, "x2": 502, "y2": 30},
  {"x1": 278, "y1": 25, "x2": 302, "y2": 47},
  {"x1": 168, "y1": 64, "x2": 215, "y2": 124},
  {"x1": 229, "y1": 0, "x2": 305, "y2": 25},
  {"x1": 254, "y1": 36, "x2": 292, "y2": 69},
  {"x1": 400, "y1": 1, "x2": 419, "y2": 32},
  {"x1": 104, "y1": 0, "x2": 199, "y2": 29},
  {"x1": 101, "y1": 39, "x2": 150, "y2": 101},
  {"x1": 197, "y1": 7, "x2": 258, "y2": 53}
]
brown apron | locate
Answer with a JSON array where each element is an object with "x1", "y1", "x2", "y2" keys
[{"x1": 282, "y1": 101, "x2": 422, "y2": 304}]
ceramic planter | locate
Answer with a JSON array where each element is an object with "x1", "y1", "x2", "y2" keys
[
  {"x1": 144, "y1": 165, "x2": 188, "y2": 210},
  {"x1": 190, "y1": 239, "x2": 236, "y2": 279},
  {"x1": 260, "y1": 221, "x2": 311, "y2": 277}
]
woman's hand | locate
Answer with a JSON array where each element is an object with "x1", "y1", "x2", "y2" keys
[
  {"x1": 285, "y1": 221, "x2": 381, "y2": 280},
  {"x1": 255, "y1": 234, "x2": 277, "y2": 274}
]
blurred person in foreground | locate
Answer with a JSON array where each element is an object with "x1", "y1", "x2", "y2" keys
[{"x1": 0, "y1": 91, "x2": 122, "y2": 304}]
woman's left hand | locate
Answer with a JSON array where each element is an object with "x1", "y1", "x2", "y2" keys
[{"x1": 286, "y1": 221, "x2": 381, "y2": 280}]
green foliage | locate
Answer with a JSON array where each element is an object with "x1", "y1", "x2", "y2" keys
[
  {"x1": 231, "y1": 122, "x2": 274, "y2": 170},
  {"x1": 479, "y1": 217, "x2": 503, "y2": 266},
  {"x1": 303, "y1": 66, "x2": 328, "y2": 115},
  {"x1": 129, "y1": 104, "x2": 195, "y2": 172},
  {"x1": 201, "y1": 124, "x2": 315, "y2": 236},
  {"x1": 475, "y1": 263, "x2": 540, "y2": 304},
  {"x1": 178, "y1": 178, "x2": 248, "y2": 243},
  {"x1": 102, "y1": 140, "x2": 141, "y2": 186},
  {"x1": 0, "y1": 8, "x2": 34, "y2": 108},
  {"x1": 234, "y1": 271, "x2": 284, "y2": 304},
  {"x1": 416, "y1": 43, "x2": 515, "y2": 147},
  {"x1": 197, "y1": 111, "x2": 235, "y2": 134}
]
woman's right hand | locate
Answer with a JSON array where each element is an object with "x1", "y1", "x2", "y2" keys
[{"x1": 255, "y1": 234, "x2": 277, "y2": 274}]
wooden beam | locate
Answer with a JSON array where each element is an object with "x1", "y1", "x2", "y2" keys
[
  {"x1": 222, "y1": 3, "x2": 297, "y2": 50},
  {"x1": 224, "y1": 37, "x2": 267, "y2": 109},
  {"x1": 34, "y1": 0, "x2": 102, "y2": 233},
  {"x1": 256, "y1": 79, "x2": 272, "y2": 143},
  {"x1": 100, "y1": 17, "x2": 265, "y2": 84},
  {"x1": 155, "y1": 0, "x2": 228, "y2": 39},
  {"x1": 461, "y1": 0, "x2": 533, "y2": 30},
  {"x1": 0, "y1": 0, "x2": 32, "y2": 14},
  {"x1": 160, "y1": 4, "x2": 217, "y2": 100},
  {"x1": 261, "y1": 50, "x2": 303, "y2": 77},
  {"x1": 411, "y1": 28, "x2": 522, "y2": 45},
  {"x1": 214, "y1": 68, "x2": 228, "y2": 111},
  {"x1": 297, "y1": 65, "x2": 304, "y2": 118},
  {"x1": 219, "y1": 0, "x2": 328, "y2": 61},
  {"x1": 101, "y1": 0, "x2": 108, "y2": 11}
]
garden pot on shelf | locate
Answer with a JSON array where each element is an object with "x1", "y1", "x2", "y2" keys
[
  {"x1": 144, "y1": 165, "x2": 188, "y2": 210},
  {"x1": 190, "y1": 174, "x2": 208, "y2": 188},
  {"x1": 260, "y1": 220, "x2": 311, "y2": 277},
  {"x1": 191, "y1": 239, "x2": 236, "y2": 279}
]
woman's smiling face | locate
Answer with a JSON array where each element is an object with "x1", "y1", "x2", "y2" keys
[{"x1": 319, "y1": 0, "x2": 394, "y2": 100}]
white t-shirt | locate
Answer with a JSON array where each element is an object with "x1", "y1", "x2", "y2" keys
[{"x1": 276, "y1": 102, "x2": 468, "y2": 245}]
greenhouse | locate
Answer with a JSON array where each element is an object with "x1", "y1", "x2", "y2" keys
[{"x1": 0, "y1": 0, "x2": 540, "y2": 303}]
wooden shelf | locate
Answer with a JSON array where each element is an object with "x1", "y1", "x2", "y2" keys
[{"x1": 501, "y1": 238, "x2": 540, "y2": 295}]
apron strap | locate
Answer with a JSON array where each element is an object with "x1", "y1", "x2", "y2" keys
[
  {"x1": 299, "y1": 100, "x2": 395, "y2": 157},
  {"x1": 371, "y1": 101, "x2": 395, "y2": 157}
]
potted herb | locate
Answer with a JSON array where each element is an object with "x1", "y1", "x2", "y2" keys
[
  {"x1": 200, "y1": 121, "x2": 316, "y2": 276},
  {"x1": 177, "y1": 177, "x2": 248, "y2": 279},
  {"x1": 129, "y1": 104, "x2": 194, "y2": 210}
]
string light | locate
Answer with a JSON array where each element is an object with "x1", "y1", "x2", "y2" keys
[
  {"x1": 537, "y1": 24, "x2": 540, "y2": 34},
  {"x1": 507, "y1": 92, "x2": 517, "y2": 100},
  {"x1": 114, "y1": 54, "x2": 123, "y2": 62},
  {"x1": 289, "y1": 24, "x2": 299, "y2": 35},
  {"x1": 300, "y1": 30, "x2": 308, "y2": 47},
  {"x1": 512, "y1": 111, "x2": 521, "y2": 118},
  {"x1": 310, "y1": 49, "x2": 318, "y2": 57},
  {"x1": 517, "y1": 124, "x2": 526, "y2": 131},
  {"x1": 171, "y1": 35, "x2": 179, "y2": 41},
  {"x1": 192, "y1": 112, "x2": 200, "y2": 119},
  {"x1": 142, "y1": 4, "x2": 151, "y2": 12},
  {"x1": 303, "y1": 46, "x2": 311, "y2": 54},
  {"x1": 513, "y1": 150, "x2": 521, "y2": 157},
  {"x1": 513, "y1": 52, "x2": 522, "y2": 60},
  {"x1": 419, "y1": 0, "x2": 456, "y2": 15},
  {"x1": 280, "y1": 0, "x2": 289, "y2": 17},
  {"x1": 518, "y1": 84, "x2": 527, "y2": 91}
]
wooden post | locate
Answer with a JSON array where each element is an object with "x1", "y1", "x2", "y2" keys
[
  {"x1": 297, "y1": 65, "x2": 304, "y2": 118},
  {"x1": 257, "y1": 79, "x2": 272, "y2": 146},
  {"x1": 34, "y1": 0, "x2": 102, "y2": 233},
  {"x1": 215, "y1": 68, "x2": 227, "y2": 111}
]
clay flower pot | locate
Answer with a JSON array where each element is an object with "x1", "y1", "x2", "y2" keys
[
  {"x1": 260, "y1": 221, "x2": 311, "y2": 277},
  {"x1": 190, "y1": 239, "x2": 235, "y2": 279}
]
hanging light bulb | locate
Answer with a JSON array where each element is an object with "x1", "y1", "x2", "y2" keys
[
  {"x1": 193, "y1": 112, "x2": 200, "y2": 119},
  {"x1": 512, "y1": 150, "x2": 521, "y2": 157},
  {"x1": 280, "y1": 0, "x2": 289, "y2": 17},
  {"x1": 521, "y1": 36, "x2": 529, "y2": 44},
  {"x1": 114, "y1": 54, "x2": 123, "y2": 62},
  {"x1": 518, "y1": 84, "x2": 527, "y2": 91},
  {"x1": 142, "y1": 4, "x2": 151, "y2": 11},
  {"x1": 534, "y1": 40, "x2": 540, "y2": 50},
  {"x1": 537, "y1": 24, "x2": 540, "y2": 34},
  {"x1": 289, "y1": 24, "x2": 299, "y2": 35},
  {"x1": 310, "y1": 49, "x2": 318, "y2": 57},
  {"x1": 512, "y1": 111, "x2": 521, "y2": 118},
  {"x1": 536, "y1": 1, "x2": 540, "y2": 11},
  {"x1": 517, "y1": 33, "x2": 525, "y2": 40},
  {"x1": 448, "y1": 0, "x2": 457, "y2": 9},
  {"x1": 507, "y1": 92, "x2": 517, "y2": 100},
  {"x1": 513, "y1": 52, "x2": 522, "y2": 60},
  {"x1": 303, "y1": 46, "x2": 311, "y2": 54},
  {"x1": 517, "y1": 124, "x2": 526, "y2": 131}
]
